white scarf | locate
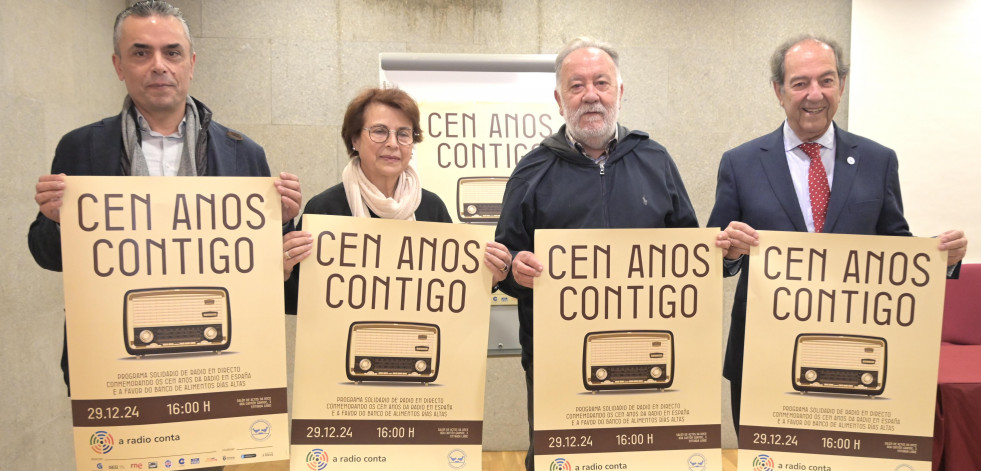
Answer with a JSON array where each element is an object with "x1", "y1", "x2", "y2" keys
[{"x1": 341, "y1": 157, "x2": 422, "y2": 220}]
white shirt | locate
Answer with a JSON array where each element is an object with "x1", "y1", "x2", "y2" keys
[
  {"x1": 782, "y1": 121, "x2": 835, "y2": 233},
  {"x1": 136, "y1": 110, "x2": 186, "y2": 177}
]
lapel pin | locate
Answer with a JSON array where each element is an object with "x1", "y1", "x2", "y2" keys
[{"x1": 847, "y1": 156, "x2": 855, "y2": 165}]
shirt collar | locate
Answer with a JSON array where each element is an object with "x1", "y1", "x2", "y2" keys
[
  {"x1": 135, "y1": 108, "x2": 186, "y2": 138},
  {"x1": 566, "y1": 125, "x2": 619, "y2": 158},
  {"x1": 782, "y1": 121, "x2": 835, "y2": 152}
]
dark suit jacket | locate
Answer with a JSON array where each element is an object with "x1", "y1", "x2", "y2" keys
[
  {"x1": 706, "y1": 123, "x2": 912, "y2": 383},
  {"x1": 27, "y1": 105, "x2": 271, "y2": 394}
]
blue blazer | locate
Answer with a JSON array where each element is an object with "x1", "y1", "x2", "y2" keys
[{"x1": 706, "y1": 123, "x2": 912, "y2": 383}]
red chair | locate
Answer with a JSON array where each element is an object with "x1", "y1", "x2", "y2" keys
[
  {"x1": 941, "y1": 263, "x2": 981, "y2": 345},
  {"x1": 933, "y1": 263, "x2": 981, "y2": 471}
]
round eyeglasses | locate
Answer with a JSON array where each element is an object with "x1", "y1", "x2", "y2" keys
[{"x1": 363, "y1": 125, "x2": 416, "y2": 146}]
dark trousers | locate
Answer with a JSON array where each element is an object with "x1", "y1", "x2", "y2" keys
[{"x1": 729, "y1": 375, "x2": 742, "y2": 435}]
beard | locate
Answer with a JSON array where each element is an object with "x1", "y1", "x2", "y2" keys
[{"x1": 565, "y1": 101, "x2": 618, "y2": 151}]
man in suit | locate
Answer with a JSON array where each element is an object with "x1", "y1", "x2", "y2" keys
[
  {"x1": 707, "y1": 35, "x2": 967, "y2": 431},
  {"x1": 28, "y1": 0, "x2": 301, "y2": 396}
]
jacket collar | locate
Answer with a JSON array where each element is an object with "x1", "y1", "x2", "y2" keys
[{"x1": 544, "y1": 124, "x2": 646, "y2": 166}]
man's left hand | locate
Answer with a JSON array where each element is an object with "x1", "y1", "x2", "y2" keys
[{"x1": 276, "y1": 172, "x2": 301, "y2": 223}]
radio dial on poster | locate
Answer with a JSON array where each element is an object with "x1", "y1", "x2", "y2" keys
[
  {"x1": 804, "y1": 369, "x2": 818, "y2": 382},
  {"x1": 204, "y1": 326, "x2": 219, "y2": 340},
  {"x1": 359, "y1": 359, "x2": 372, "y2": 371},
  {"x1": 860, "y1": 372, "x2": 875, "y2": 385},
  {"x1": 139, "y1": 330, "x2": 154, "y2": 343},
  {"x1": 651, "y1": 366, "x2": 663, "y2": 379},
  {"x1": 466, "y1": 205, "x2": 477, "y2": 215},
  {"x1": 414, "y1": 360, "x2": 428, "y2": 373},
  {"x1": 594, "y1": 368, "x2": 608, "y2": 381}
]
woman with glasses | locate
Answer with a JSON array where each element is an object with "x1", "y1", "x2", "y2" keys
[{"x1": 282, "y1": 87, "x2": 513, "y2": 313}]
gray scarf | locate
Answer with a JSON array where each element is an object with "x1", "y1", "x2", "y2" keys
[{"x1": 120, "y1": 96, "x2": 207, "y2": 176}]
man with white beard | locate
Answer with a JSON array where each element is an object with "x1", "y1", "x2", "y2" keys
[{"x1": 494, "y1": 37, "x2": 700, "y2": 470}]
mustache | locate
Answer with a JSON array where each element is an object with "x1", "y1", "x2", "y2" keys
[{"x1": 572, "y1": 103, "x2": 607, "y2": 120}]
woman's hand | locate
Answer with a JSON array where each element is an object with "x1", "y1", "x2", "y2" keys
[{"x1": 283, "y1": 230, "x2": 313, "y2": 281}]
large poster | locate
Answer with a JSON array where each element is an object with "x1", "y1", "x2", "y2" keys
[
  {"x1": 290, "y1": 215, "x2": 494, "y2": 470},
  {"x1": 415, "y1": 101, "x2": 561, "y2": 308},
  {"x1": 415, "y1": 101, "x2": 559, "y2": 226},
  {"x1": 738, "y1": 231, "x2": 947, "y2": 470},
  {"x1": 533, "y1": 228, "x2": 724, "y2": 470},
  {"x1": 60, "y1": 176, "x2": 290, "y2": 470},
  {"x1": 381, "y1": 53, "x2": 562, "y2": 312}
]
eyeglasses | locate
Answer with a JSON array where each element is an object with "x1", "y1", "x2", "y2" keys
[{"x1": 363, "y1": 125, "x2": 416, "y2": 146}]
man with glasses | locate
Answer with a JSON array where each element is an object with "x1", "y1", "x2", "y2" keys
[{"x1": 494, "y1": 37, "x2": 700, "y2": 470}]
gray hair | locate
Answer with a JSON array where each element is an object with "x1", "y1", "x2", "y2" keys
[
  {"x1": 554, "y1": 36, "x2": 621, "y2": 86},
  {"x1": 113, "y1": 0, "x2": 193, "y2": 56},
  {"x1": 770, "y1": 35, "x2": 849, "y2": 86}
]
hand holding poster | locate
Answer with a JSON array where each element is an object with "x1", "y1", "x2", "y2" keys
[
  {"x1": 290, "y1": 215, "x2": 494, "y2": 470},
  {"x1": 738, "y1": 231, "x2": 947, "y2": 470},
  {"x1": 533, "y1": 228, "x2": 724, "y2": 470},
  {"x1": 60, "y1": 176, "x2": 290, "y2": 470}
]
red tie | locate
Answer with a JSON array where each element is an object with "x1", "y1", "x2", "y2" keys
[{"x1": 800, "y1": 142, "x2": 830, "y2": 233}]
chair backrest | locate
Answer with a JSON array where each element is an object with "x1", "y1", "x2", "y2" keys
[{"x1": 942, "y1": 263, "x2": 981, "y2": 345}]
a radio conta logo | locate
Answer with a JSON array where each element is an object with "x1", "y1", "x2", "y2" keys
[
  {"x1": 753, "y1": 454, "x2": 775, "y2": 471},
  {"x1": 550, "y1": 457, "x2": 572, "y2": 471},
  {"x1": 306, "y1": 448, "x2": 329, "y2": 470},
  {"x1": 89, "y1": 431, "x2": 114, "y2": 454}
]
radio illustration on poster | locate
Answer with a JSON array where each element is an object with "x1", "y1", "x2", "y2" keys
[
  {"x1": 123, "y1": 287, "x2": 232, "y2": 356},
  {"x1": 582, "y1": 330, "x2": 675, "y2": 391},
  {"x1": 791, "y1": 333, "x2": 887, "y2": 396},
  {"x1": 346, "y1": 321, "x2": 441, "y2": 383}
]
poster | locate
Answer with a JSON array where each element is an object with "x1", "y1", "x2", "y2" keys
[
  {"x1": 738, "y1": 231, "x2": 947, "y2": 470},
  {"x1": 416, "y1": 101, "x2": 562, "y2": 306},
  {"x1": 290, "y1": 215, "x2": 494, "y2": 470},
  {"x1": 60, "y1": 176, "x2": 290, "y2": 470},
  {"x1": 533, "y1": 228, "x2": 724, "y2": 470}
]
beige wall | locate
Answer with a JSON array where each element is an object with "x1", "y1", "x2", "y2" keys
[
  {"x1": 1, "y1": 0, "x2": 851, "y2": 467},
  {"x1": 850, "y1": 0, "x2": 981, "y2": 257}
]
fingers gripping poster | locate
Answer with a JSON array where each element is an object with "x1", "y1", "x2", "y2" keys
[
  {"x1": 290, "y1": 215, "x2": 493, "y2": 470},
  {"x1": 60, "y1": 176, "x2": 290, "y2": 470},
  {"x1": 533, "y1": 228, "x2": 724, "y2": 470},
  {"x1": 738, "y1": 231, "x2": 947, "y2": 470}
]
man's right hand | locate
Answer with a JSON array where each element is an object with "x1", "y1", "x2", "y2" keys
[
  {"x1": 512, "y1": 250, "x2": 543, "y2": 289},
  {"x1": 722, "y1": 221, "x2": 760, "y2": 260},
  {"x1": 35, "y1": 174, "x2": 66, "y2": 223}
]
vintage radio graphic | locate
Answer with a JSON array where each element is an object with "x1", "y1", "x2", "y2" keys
[
  {"x1": 792, "y1": 333, "x2": 887, "y2": 395},
  {"x1": 123, "y1": 287, "x2": 231, "y2": 355},
  {"x1": 456, "y1": 176, "x2": 508, "y2": 224},
  {"x1": 346, "y1": 322, "x2": 440, "y2": 383},
  {"x1": 582, "y1": 330, "x2": 674, "y2": 391}
]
